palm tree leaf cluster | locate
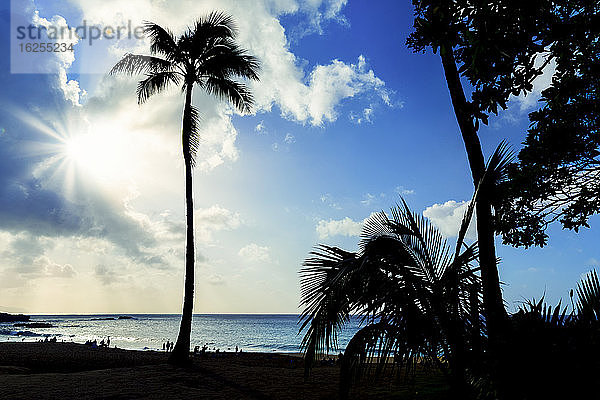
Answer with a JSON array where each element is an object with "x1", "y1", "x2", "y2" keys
[
  {"x1": 110, "y1": 12, "x2": 259, "y2": 167},
  {"x1": 299, "y1": 199, "x2": 482, "y2": 397}
]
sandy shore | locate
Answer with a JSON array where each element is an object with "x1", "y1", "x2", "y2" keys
[{"x1": 0, "y1": 342, "x2": 448, "y2": 399}]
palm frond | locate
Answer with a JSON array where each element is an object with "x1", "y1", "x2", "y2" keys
[
  {"x1": 201, "y1": 77, "x2": 254, "y2": 113},
  {"x1": 485, "y1": 140, "x2": 515, "y2": 187},
  {"x1": 299, "y1": 245, "x2": 359, "y2": 375},
  {"x1": 454, "y1": 197, "x2": 476, "y2": 258},
  {"x1": 576, "y1": 270, "x2": 600, "y2": 323},
  {"x1": 109, "y1": 53, "x2": 173, "y2": 76},
  {"x1": 194, "y1": 11, "x2": 237, "y2": 39},
  {"x1": 196, "y1": 40, "x2": 260, "y2": 81},
  {"x1": 143, "y1": 21, "x2": 180, "y2": 61},
  {"x1": 136, "y1": 71, "x2": 181, "y2": 104},
  {"x1": 179, "y1": 12, "x2": 237, "y2": 63},
  {"x1": 359, "y1": 210, "x2": 394, "y2": 249},
  {"x1": 339, "y1": 322, "x2": 402, "y2": 399},
  {"x1": 182, "y1": 104, "x2": 201, "y2": 167},
  {"x1": 516, "y1": 297, "x2": 569, "y2": 327}
]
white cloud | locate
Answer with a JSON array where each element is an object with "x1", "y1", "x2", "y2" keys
[
  {"x1": 423, "y1": 200, "x2": 476, "y2": 239},
  {"x1": 47, "y1": 0, "x2": 393, "y2": 185},
  {"x1": 34, "y1": 256, "x2": 76, "y2": 278},
  {"x1": 195, "y1": 205, "x2": 242, "y2": 243},
  {"x1": 30, "y1": 12, "x2": 82, "y2": 105},
  {"x1": 316, "y1": 216, "x2": 366, "y2": 239},
  {"x1": 194, "y1": 205, "x2": 241, "y2": 230},
  {"x1": 239, "y1": 243, "x2": 271, "y2": 263},
  {"x1": 294, "y1": 55, "x2": 390, "y2": 126}
]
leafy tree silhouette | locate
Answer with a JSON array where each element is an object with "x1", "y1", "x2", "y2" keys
[{"x1": 407, "y1": 0, "x2": 556, "y2": 353}]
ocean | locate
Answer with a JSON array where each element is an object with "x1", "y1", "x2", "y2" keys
[{"x1": 0, "y1": 314, "x2": 362, "y2": 353}]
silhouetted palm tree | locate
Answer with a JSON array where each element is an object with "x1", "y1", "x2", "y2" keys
[
  {"x1": 110, "y1": 12, "x2": 259, "y2": 364},
  {"x1": 300, "y1": 199, "x2": 481, "y2": 397},
  {"x1": 299, "y1": 144, "x2": 513, "y2": 398}
]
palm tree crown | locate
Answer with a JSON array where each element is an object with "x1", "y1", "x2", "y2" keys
[{"x1": 110, "y1": 12, "x2": 259, "y2": 164}]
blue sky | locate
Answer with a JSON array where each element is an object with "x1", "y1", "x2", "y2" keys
[{"x1": 0, "y1": 0, "x2": 598, "y2": 313}]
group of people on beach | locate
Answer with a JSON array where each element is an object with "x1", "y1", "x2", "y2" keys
[
  {"x1": 192, "y1": 344, "x2": 242, "y2": 357},
  {"x1": 85, "y1": 336, "x2": 110, "y2": 348},
  {"x1": 37, "y1": 336, "x2": 59, "y2": 343},
  {"x1": 162, "y1": 340, "x2": 174, "y2": 352}
]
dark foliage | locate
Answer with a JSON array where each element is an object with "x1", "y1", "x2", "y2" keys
[
  {"x1": 407, "y1": 0, "x2": 554, "y2": 127},
  {"x1": 299, "y1": 197, "x2": 485, "y2": 398},
  {"x1": 496, "y1": 1, "x2": 600, "y2": 247},
  {"x1": 406, "y1": 0, "x2": 559, "y2": 349},
  {"x1": 485, "y1": 270, "x2": 600, "y2": 400}
]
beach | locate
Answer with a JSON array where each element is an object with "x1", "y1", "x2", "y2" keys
[{"x1": 0, "y1": 342, "x2": 448, "y2": 399}]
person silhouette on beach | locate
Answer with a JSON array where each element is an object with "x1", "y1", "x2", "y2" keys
[{"x1": 107, "y1": 337, "x2": 110, "y2": 347}]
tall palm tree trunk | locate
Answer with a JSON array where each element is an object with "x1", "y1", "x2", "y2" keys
[
  {"x1": 170, "y1": 84, "x2": 195, "y2": 365},
  {"x1": 440, "y1": 46, "x2": 506, "y2": 352}
]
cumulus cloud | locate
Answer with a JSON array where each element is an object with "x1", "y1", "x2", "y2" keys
[
  {"x1": 316, "y1": 216, "x2": 367, "y2": 239},
  {"x1": 255, "y1": 55, "x2": 390, "y2": 126},
  {"x1": 239, "y1": 243, "x2": 271, "y2": 263},
  {"x1": 1, "y1": 233, "x2": 76, "y2": 281},
  {"x1": 423, "y1": 200, "x2": 476, "y2": 240},
  {"x1": 28, "y1": 11, "x2": 82, "y2": 105},
  {"x1": 35, "y1": 256, "x2": 76, "y2": 278},
  {"x1": 276, "y1": 0, "x2": 349, "y2": 39},
  {"x1": 195, "y1": 205, "x2": 242, "y2": 243},
  {"x1": 71, "y1": 0, "x2": 392, "y2": 148}
]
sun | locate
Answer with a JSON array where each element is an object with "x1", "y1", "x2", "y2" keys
[{"x1": 61, "y1": 127, "x2": 133, "y2": 184}]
